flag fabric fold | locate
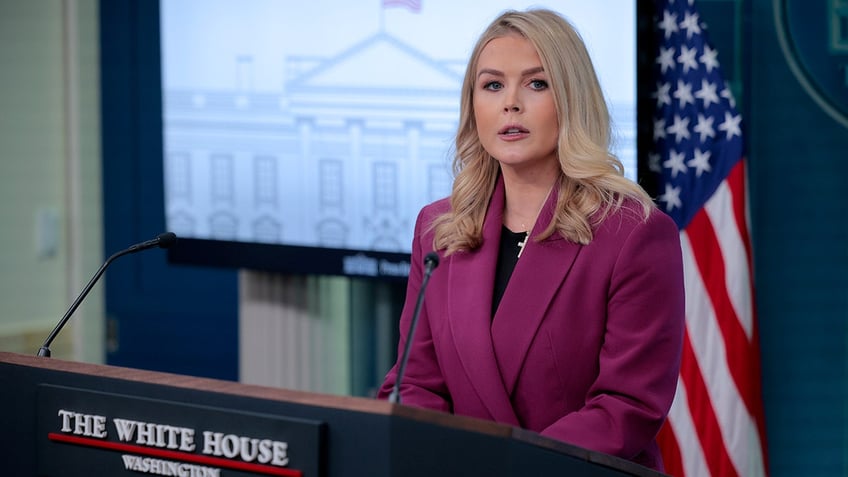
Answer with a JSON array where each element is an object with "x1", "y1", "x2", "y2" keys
[{"x1": 647, "y1": 1, "x2": 768, "y2": 476}]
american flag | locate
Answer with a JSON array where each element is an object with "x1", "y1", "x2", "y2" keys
[
  {"x1": 382, "y1": 0, "x2": 421, "y2": 13},
  {"x1": 647, "y1": 1, "x2": 768, "y2": 476}
]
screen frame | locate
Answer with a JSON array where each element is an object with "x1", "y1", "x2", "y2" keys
[
  {"x1": 169, "y1": 237, "x2": 414, "y2": 278},
  {"x1": 156, "y1": 1, "x2": 655, "y2": 279}
]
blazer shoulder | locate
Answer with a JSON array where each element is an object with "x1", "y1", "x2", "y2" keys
[
  {"x1": 595, "y1": 199, "x2": 679, "y2": 242},
  {"x1": 418, "y1": 197, "x2": 451, "y2": 223},
  {"x1": 644, "y1": 203, "x2": 680, "y2": 236}
]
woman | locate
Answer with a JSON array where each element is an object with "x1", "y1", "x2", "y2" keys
[{"x1": 378, "y1": 8, "x2": 684, "y2": 472}]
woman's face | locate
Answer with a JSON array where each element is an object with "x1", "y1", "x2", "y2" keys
[{"x1": 473, "y1": 33, "x2": 559, "y2": 175}]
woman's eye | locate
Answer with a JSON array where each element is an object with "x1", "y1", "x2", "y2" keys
[
  {"x1": 483, "y1": 81, "x2": 503, "y2": 91},
  {"x1": 529, "y1": 79, "x2": 549, "y2": 90}
]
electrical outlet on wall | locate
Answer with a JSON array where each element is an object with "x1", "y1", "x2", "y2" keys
[{"x1": 36, "y1": 207, "x2": 59, "y2": 259}]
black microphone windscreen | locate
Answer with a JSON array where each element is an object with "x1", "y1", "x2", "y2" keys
[
  {"x1": 157, "y1": 232, "x2": 178, "y2": 249},
  {"x1": 424, "y1": 252, "x2": 440, "y2": 269}
]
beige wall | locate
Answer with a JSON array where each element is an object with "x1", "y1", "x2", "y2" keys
[{"x1": 0, "y1": 0, "x2": 103, "y2": 363}]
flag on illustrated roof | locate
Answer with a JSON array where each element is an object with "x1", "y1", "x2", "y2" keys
[
  {"x1": 382, "y1": 0, "x2": 421, "y2": 13},
  {"x1": 647, "y1": 1, "x2": 768, "y2": 476}
]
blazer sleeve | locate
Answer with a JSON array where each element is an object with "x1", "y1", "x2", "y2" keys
[
  {"x1": 540, "y1": 209, "x2": 685, "y2": 459},
  {"x1": 377, "y1": 207, "x2": 452, "y2": 412}
]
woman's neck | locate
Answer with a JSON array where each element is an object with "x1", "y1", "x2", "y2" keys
[{"x1": 501, "y1": 172, "x2": 558, "y2": 233}]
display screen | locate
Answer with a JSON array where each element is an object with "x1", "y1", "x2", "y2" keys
[{"x1": 161, "y1": 0, "x2": 636, "y2": 278}]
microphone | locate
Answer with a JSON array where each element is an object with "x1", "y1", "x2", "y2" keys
[
  {"x1": 36, "y1": 232, "x2": 178, "y2": 357},
  {"x1": 388, "y1": 251, "x2": 440, "y2": 404}
]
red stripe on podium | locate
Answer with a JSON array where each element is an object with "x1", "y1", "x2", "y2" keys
[{"x1": 48, "y1": 432, "x2": 303, "y2": 476}]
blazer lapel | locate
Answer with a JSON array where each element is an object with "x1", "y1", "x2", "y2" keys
[
  {"x1": 490, "y1": 188, "x2": 582, "y2": 396},
  {"x1": 447, "y1": 179, "x2": 520, "y2": 425}
]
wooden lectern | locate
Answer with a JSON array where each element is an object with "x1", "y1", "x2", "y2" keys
[{"x1": 0, "y1": 352, "x2": 666, "y2": 477}]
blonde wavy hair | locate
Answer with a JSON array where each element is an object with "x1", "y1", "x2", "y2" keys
[{"x1": 432, "y1": 8, "x2": 654, "y2": 255}]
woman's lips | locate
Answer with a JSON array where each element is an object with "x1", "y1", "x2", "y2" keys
[{"x1": 498, "y1": 124, "x2": 529, "y2": 140}]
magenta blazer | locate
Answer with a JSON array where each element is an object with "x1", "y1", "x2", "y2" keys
[{"x1": 379, "y1": 177, "x2": 684, "y2": 471}]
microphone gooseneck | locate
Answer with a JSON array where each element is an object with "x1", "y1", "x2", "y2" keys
[
  {"x1": 126, "y1": 231, "x2": 178, "y2": 253},
  {"x1": 388, "y1": 251, "x2": 440, "y2": 404},
  {"x1": 36, "y1": 232, "x2": 178, "y2": 358}
]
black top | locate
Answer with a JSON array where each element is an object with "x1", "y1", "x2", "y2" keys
[{"x1": 492, "y1": 225, "x2": 528, "y2": 316}]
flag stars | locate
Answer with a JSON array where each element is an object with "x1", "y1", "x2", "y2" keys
[
  {"x1": 659, "y1": 10, "x2": 679, "y2": 39},
  {"x1": 688, "y1": 149, "x2": 712, "y2": 176},
  {"x1": 649, "y1": 153, "x2": 662, "y2": 173},
  {"x1": 695, "y1": 79, "x2": 720, "y2": 109},
  {"x1": 663, "y1": 149, "x2": 688, "y2": 178},
  {"x1": 678, "y1": 45, "x2": 699, "y2": 73},
  {"x1": 679, "y1": 11, "x2": 702, "y2": 39},
  {"x1": 700, "y1": 45, "x2": 720, "y2": 73},
  {"x1": 654, "y1": 82, "x2": 672, "y2": 107},
  {"x1": 721, "y1": 87, "x2": 736, "y2": 108},
  {"x1": 659, "y1": 183, "x2": 683, "y2": 211},
  {"x1": 657, "y1": 47, "x2": 677, "y2": 74},
  {"x1": 667, "y1": 114, "x2": 691, "y2": 143},
  {"x1": 652, "y1": 2, "x2": 746, "y2": 221},
  {"x1": 654, "y1": 118, "x2": 668, "y2": 140},
  {"x1": 674, "y1": 80, "x2": 695, "y2": 108},
  {"x1": 694, "y1": 114, "x2": 716, "y2": 142},
  {"x1": 718, "y1": 111, "x2": 742, "y2": 139}
]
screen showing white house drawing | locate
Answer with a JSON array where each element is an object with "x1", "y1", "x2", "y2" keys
[{"x1": 160, "y1": 0, "x2": 635, "y2": 272}]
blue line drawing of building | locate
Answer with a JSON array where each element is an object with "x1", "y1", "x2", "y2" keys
[{"x1": 164, "y1": 30, "x2": 462, "y2": 253}]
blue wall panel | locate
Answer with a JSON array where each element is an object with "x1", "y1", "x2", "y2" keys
[
  {"x1": 100, "y1": 0, "x2": 238, "y2": 380},
  {"x1": 748, "y1": 0, "x2": 847, "y2": 475}
]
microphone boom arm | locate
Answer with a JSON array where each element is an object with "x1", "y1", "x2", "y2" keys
[
  {"x1": 36, "y1": 232, "x2": 177, "y2": 357},
  {"x1": 388, "y1": 252, "x2": 440, "y2": 404}
]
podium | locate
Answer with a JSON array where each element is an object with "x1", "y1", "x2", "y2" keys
[{"x1": 0, "y1": 352, "x2": 665, "y2": 477}]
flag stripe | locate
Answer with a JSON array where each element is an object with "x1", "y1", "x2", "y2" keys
[
  {"x1": 703, "y1": 171, "x2": 769, "y2": 475},
  {"x1": 682, "y1": 225, "x2": 767, "y2": 475},
  {"x1": 657, "y1": 422, "x2": 685, "y2": 477},
  {"x1": 686, "y1": 208, "x2": 758, "y2": 415},
  {"x1": 728, "y1": 162, "x2": 770, "y2": 473},
  {"x1": 703, "y1": 175, "x2": 753, "y2": 338},
  {"x1": 666, "y1": 378, "x2": 711, "y2": 477},
  {"x1": 727, "y1": 161, "x2": 754, "y2": 275},
  {"x1": 680, "y1": 233, "x2": 737, "y2": 476},
  {"x1": 678, "y1": 323, "x2": 739, "y2": 477}
]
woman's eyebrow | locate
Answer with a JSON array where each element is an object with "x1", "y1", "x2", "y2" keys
[{"x1": 476, "y1": 66, "x2": 545, "y2": 79}]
